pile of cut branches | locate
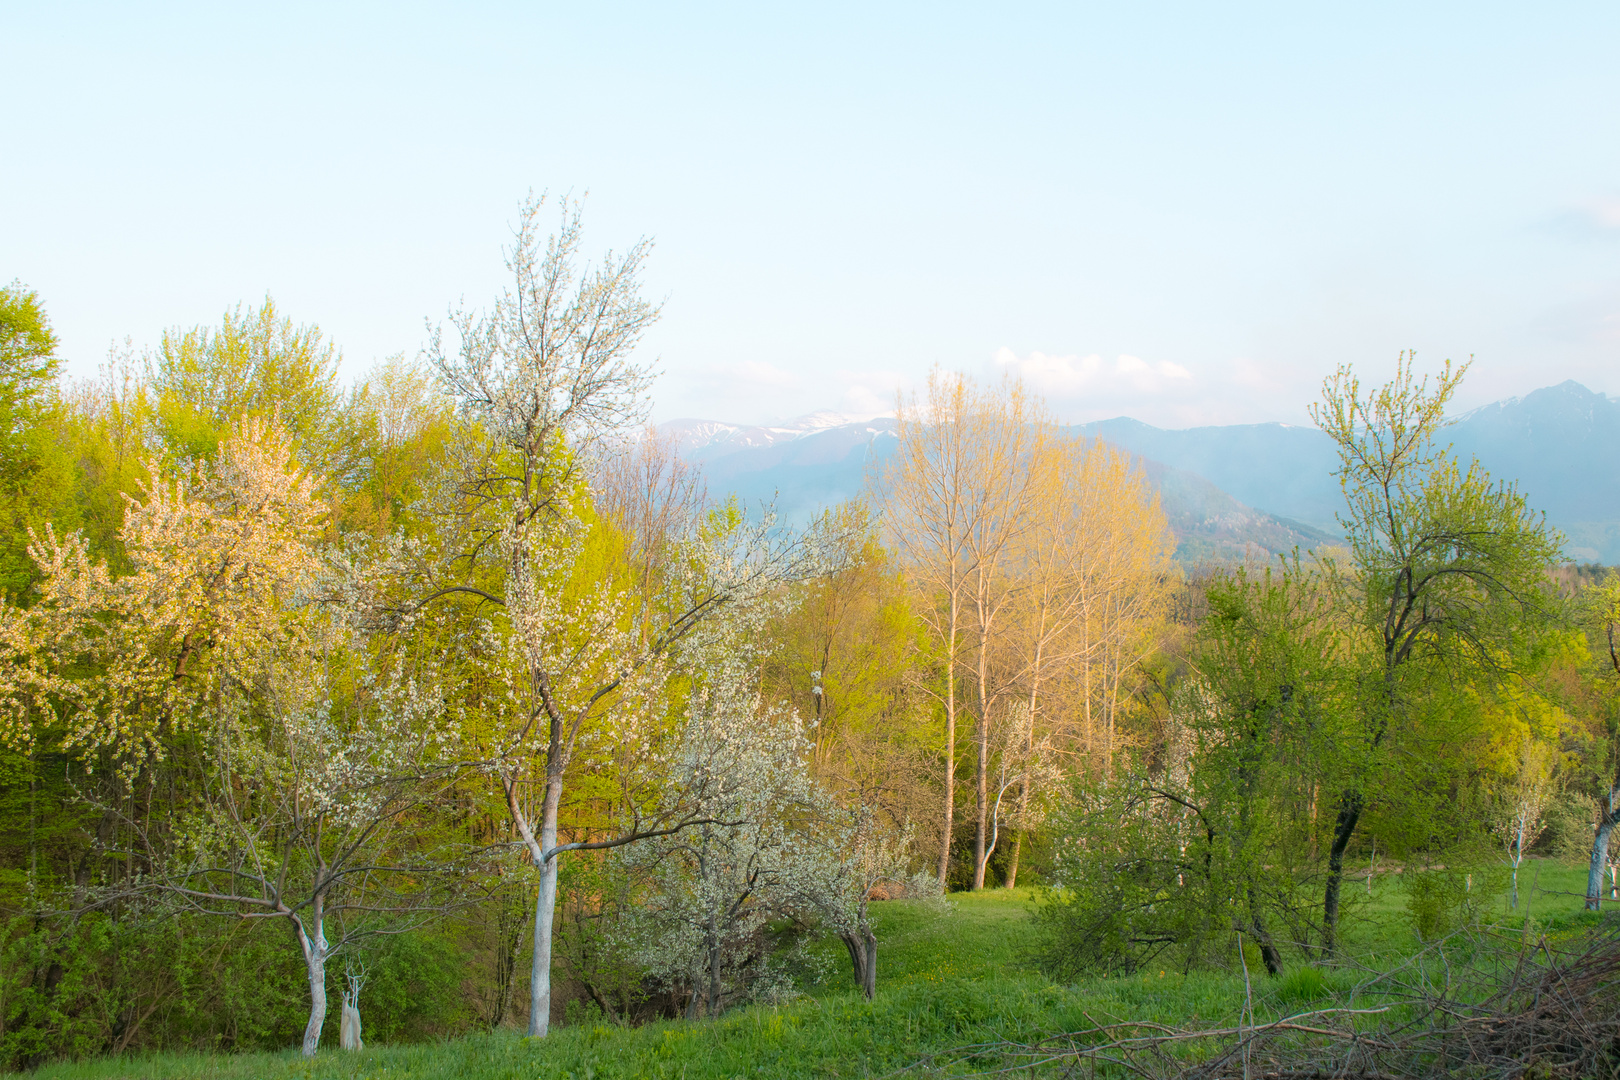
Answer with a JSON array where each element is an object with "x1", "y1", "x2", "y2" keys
[{"x1": 893, "y1": 921, "x2": 1620, "y2": 1079}]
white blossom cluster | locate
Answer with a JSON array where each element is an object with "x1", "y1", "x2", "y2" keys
[
  {"x1": 0, "y1": 417, "x2": 326, "y2": 781},
  {"x1": 620, "y1": 610, "x2": 938, "y2": 1011}
]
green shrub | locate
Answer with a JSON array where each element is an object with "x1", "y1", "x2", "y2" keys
[
  {"x1": 1402, "y1": 868, "x2": 1470, "y2": 941},
  {"x1": 1272, "y1": 965, "x2": 1324, "y2": 1006}
]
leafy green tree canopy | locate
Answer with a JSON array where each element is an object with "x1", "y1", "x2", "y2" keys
[
  {"x1": 148, "y1": 296, "x2": 346, "y2": 472},
  {"x1": 0, "y1": 283, "x2": 70, "y2": 599},
  {"x1": 1309, "y1": 352, "x2": 1564, "y2": 950}
]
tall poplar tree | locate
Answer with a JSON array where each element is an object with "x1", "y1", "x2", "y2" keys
[{"x1": 881, "y1": 369, "x2": 1054, "y2": 888}]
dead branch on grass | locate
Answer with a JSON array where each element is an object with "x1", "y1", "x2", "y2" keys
[{"x1": 890, "y1": 921, "x2": 1620, "y2": 1079}]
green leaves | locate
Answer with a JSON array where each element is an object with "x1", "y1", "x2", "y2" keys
[{"x1": 0, "y1": 283, "x2": 72, "y2": 601}]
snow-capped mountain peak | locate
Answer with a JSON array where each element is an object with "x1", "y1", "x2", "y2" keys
[{"x1": 660, "y1": 411, "x2": 895, "y2": 456}]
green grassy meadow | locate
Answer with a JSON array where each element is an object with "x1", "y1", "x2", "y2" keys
[{"x1": 16, "y1": 861, "x2": 1604, "y2": 1080}]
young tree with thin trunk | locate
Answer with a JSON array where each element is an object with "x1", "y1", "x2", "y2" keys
[
  {"x1": 413, "y1": 195, "x2": 837, "y2": 1037},
  {"x1": 1309, "y1": 353, "x2": 1561, "y2": 952},
  {"x1": 1494, "y1": 735, "x2": 1555, "y2": 910},
  {"x1": 145, "y1": 663, "x2": 466, "y2": 1057}
]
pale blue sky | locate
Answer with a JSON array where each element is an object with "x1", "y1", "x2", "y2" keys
[{"x1": 5, "y1": 2, "x2": 1618, "y2": 426}]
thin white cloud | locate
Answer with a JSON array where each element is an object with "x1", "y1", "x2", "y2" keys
[
  {"x1": 985, "y1": 348, "x2": 1318, "y2": 428},
  {"x1": 1546, "y1": 196, "x2": 1620, "y2": 240},
  {"x1": 1584, "y1": 198, "x2": 1620, "y2": 230},
  {"x1": 715, "y1": 359, "x2": 801, "y2": 388},
  {"x1": 833, "y1": 369, "x2": 908, "y2": 417},
  {"x1": 991, "y1": 348, "x2": 1193, "y2": 397},
  {"x1": 659, "y1": 349, "x2": 1320, "y2": 430}
]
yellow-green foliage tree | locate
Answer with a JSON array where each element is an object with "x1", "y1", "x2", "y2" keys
[
  {"x1": 0, "y1": 283, "x2": 74, "y2": 600},
  {"x1": 1310, "y1": 354, "x2": 1562, "y2": 951},
  {"x1": 1001, "y1": 435, "x2": 1175, "y2": 887},
  {"x1": 1, "y1": 417, "x2": 326, "y2": 778},
  {"x1": 1, "y1": 418, "x2": 474, "y2": 1057},
  {"x1": 760, "y1": 504, "x2": 933, "y2": 845}
]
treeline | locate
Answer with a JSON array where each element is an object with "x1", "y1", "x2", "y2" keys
[{"x1": 1, "y1": 201, "x2": 1618, "y2": 1068}]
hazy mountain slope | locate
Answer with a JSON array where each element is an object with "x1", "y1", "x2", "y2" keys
[
  {"x1": 663, "y1": 415, "x2": 899, "y2": 523},
  {"x1": 1073, "y1": 381, "x2": 1620, "y2": 561},
  {"x1": 663, "y1": 378, "x2": 1619, "y2": 564},
  {"x1": 1075, "y1": 419, "x2": 1343, "y2": 531},
  {"x1": 1448, "y1": 381, "x2": 1620, "y2": 563},
  {"x1": 662, "y1": 416, "x2": 1336, "y2": 564},
  {"x1": 1131, "y1": 457, "x2": 1338, "y2": 565}
]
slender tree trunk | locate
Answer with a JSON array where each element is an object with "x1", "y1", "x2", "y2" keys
[
  {"x1": 707, "y1": 915, "x2": 723, "y2": 1016},
  {"x1": 1585, "y1": 765, "x2": 1620, "y2": 911},
  {"x1": 1321, "y1": 791, "x2": 1362, "y2": 956},
  {"x1": 1588, "y1": 814, "x2": 1618, "y2": 911},
  {"x1": 527, "y1": 770, "x2": 564, "y2": 1037},
  {"x1": 1005, "y1": 668, "x2": 1044, "y2": 890},
  {"x1": 340, "y1": 993, "x2": 363, "y2": 1050},
  {"x1": 1247, "y1": 910, "x2": 1283, "y2": 976},
  {"x1": 1511, "y1": 817, "x2": 1524, "y2": 910},
  {"x1": 971, "y1": 584, "x2": 995, "y2": 890},
  {"x1": 1005, "y1": 830, "x2": 1024, "y2": 890},
  {"x1": 937, "y1": 617, "x2": 958, "y2": 884},
  {"x1": 295, "y1": 908, "x2": 330, "y2": 1057},
  {"x1": 972, "y1": 703, "x2": 990, "y2": 889}
]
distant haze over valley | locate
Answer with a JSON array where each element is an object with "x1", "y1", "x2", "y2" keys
[{"x1": 664, "y1": 380, "x2": 1620, "y2": 565}]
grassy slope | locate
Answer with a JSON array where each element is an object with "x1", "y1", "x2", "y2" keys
[{"x1": 19, "y1": 861, "x2": 1601, "y2": 1080}]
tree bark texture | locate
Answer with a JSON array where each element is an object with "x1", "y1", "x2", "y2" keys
[
  {"x1": 1321, "y1": 791, "x2": 1362, "y2": 956},
  {"x1": 295, "y1": 913, "x2": 330, "y2": 1057},
  {"x1": 841, "y1": 925, "x2": 877, "y2": 1000},
  {"x1": 1588, "y1": 817, "x2": 1617, "y2": 912},
  {"x1": 339, "y1": 1001, "x2": 363, "y2": 1050},
  {"x1": 528, "y1": 832, "x2": 560, "y2": 1035}
]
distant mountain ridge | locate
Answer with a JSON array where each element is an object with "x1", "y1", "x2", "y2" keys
[
  {"x1": 661, "y1": 379, "x2": 1620, "y2": 565},
  {"x1": 1449, "y1": 381, "x2": 1620, "y2": 563},
  {"x1": 660, "y1": 415, "x2": 1335, "y2": 565},
  {"x1": 1078, "y1": 380, "x2": 1620, "y2": 562}
]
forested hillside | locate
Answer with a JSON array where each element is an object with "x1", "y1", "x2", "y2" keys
[{"x1": 2, "y1": 206, "x2": 1620, "y2": 1074}]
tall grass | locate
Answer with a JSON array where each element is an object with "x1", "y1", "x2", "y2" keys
[{"x1": 16, "y1": 862, "x2": 1600, "y2": 1080}]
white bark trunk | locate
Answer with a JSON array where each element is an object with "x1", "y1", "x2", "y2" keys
[
  {"x1": 937, "y1": 613, "x2": 958, "y2": 884},
  {"x1": 528, "y1": 846, "x2": 558, "y2": 1036},
  {"x1": 1588, "y1": 775, "x2": 1620, "y2": 912},
  {"x1": 1588, "y1": 819, "x2": 1615, "y2": 912},
  {"x1": 295, "y1": 915, "x2": 330, "y2": 1057},
  {"x1": 525, "y1": 766, "x2": 565, "y2": 1038},
  {"x1": 1510, "y1": 818, "x2": 1524, "y2": 910},
  {"x1": 339, "y1": 1001, "x2": 363, "y2": 1050}
]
